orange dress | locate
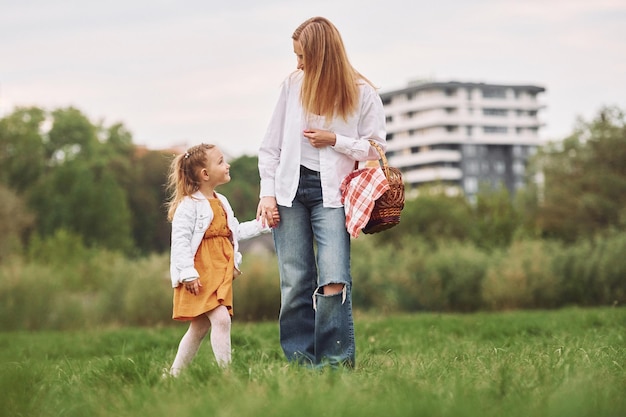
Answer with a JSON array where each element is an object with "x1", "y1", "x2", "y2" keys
[{"x1": 172, "y1": 198, "x2": 235, "y2": 320}]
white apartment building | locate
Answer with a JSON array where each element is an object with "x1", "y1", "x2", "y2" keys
[{"x1": 380, "y1": 81, "x2": 546, "y2": 201}]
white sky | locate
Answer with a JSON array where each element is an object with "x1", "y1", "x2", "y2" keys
[{"x1": 1, "y1": 0, "x2": 625, "y2": 156}]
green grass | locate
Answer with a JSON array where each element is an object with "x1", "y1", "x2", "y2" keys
[{"x1": 1, "y1": 307, "x2": 624, "y2": 417}]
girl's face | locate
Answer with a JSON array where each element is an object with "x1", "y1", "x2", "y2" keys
[
  {"x1": 293, "y1": 39, "x2": 304, "y2": 71},
  {"x1": 202, "y1": 147, "x2": 230, "y2": 187}
]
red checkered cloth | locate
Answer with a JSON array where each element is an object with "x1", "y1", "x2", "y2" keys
[{"x1": 340, "y1": 167, "x2": 390, "y2": 238}]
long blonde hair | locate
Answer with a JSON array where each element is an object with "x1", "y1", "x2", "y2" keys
[
  {"x1": 165, "y1": 143, "x2": 215, "y2": 221},
  {"x1": 292, "y1": 16, "x2": 374, "y2": 121}
]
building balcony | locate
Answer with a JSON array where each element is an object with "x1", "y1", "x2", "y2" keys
[
  {"x1": 385, "y1": 96, "x2": 465, "y2": 114},
  {"x1": 403, "y1": 167, "x2": 463, "y2": 184},
  {"x1": 386, "y1": 131, "x2": 544, "y2": 149},
  {"x1": 388, "y1": 150, "x2": 461, "y2": 167},
  {"x1": 387, "y1": 114, "x2": 543, "y2": 133}
]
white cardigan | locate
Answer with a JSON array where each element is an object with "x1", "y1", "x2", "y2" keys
[{"x1": 169, "y1": 191, "x2": 269, "y2": 288}]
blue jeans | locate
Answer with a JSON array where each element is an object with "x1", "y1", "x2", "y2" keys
[{"x1": 273, "y1": 166, "x2": 355, "y2": 367}]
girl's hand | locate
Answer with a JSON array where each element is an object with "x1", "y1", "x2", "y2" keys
[
  {"x1": 271, "y1": 207, "x2": 281, "y2": 224},
  {"x1": 257, "y1": 197, "x2": 279, "y2": 228},
  {"x1": 184, "y1": 278, "x2": 202, "y2": 295}
]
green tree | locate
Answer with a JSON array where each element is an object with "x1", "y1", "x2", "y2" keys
[
  {"x1": 128, "y1": 150, "x2": 172, "y2": 254},
  {"x1": 0, "y1": 107, "x2": 46, "y2": 193},
  {"x1": 28, "y1": 158, "x2": 134, "y2": 252},
  {"x1": 219, "y1": 154, "x2": 261, "y2": 222},
  {"x1": 373, "y1": 187, "x2": 474, "y2": 246},
  {"x1": 536, "y1": 106, "x2": 626, "y2": 241},
  {"x1": 472, "y1": 183, "x2": 519, "y2": 250},
  {"x1": 21, "y1": 107, "x2": 137, "y2": 253},
  {"x1": 47, "y1": 107, "x2": 99, "y2": 162},
  {"x1": 0, "y1": 184, "x2": 35, "y2": 260}
]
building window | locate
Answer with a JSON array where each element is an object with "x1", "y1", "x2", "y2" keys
[
  {"x1": 494, "y1": 160, "x2": 506, "y2": 174},
  {"x1": 513, "y1": 161, "x2": 525, "y2": 175},
  {"x1": 464, "y1": 144, "x2": 476, "y2": 156},
  {"x1": 483, "y1": 108, "x2": 508, "y2": 116},
  {"x1": 386, "y1": 115, "x2": 393, "y2": 123},
  {"x1": 466, "y1": 161, "x2": 479, "y2": 175},
  {"x1": 466, "y1": 126, "x2": 473, "y2": 136},
  {"x1": 482, "y1": 87, "x2": 507, "y2": 99},
  {"x1": 512, "y1": 145, "x2": 522, "y2": 157},
  {"x1": 464, "y1": 177, "x2": 478, "y2": 194},
  {"x1": 483, "y1": 126, "x2": 508, "y2": 134}
]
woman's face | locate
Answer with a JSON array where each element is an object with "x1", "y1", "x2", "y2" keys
[{"x1": 293, "y1": 39, "x2": 304, "y2": 71}]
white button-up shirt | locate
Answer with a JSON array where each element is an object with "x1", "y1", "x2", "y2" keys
[{"x1": 258, "y1": 71, "x2": 387, "y2": 208}]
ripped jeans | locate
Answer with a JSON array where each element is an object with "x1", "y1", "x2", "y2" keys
[{"x1": 273, "y1": 166, "x2": 355, "y2": 367}]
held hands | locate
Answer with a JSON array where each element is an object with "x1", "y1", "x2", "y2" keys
[
  {"x1": 303, "y1": 129, "x2": 336, "y2": 148},
  {"x1": 184, "y1": 278, "x2": 202, "y2": 295},
  {"x1": 257, "y1": 197, "x2": 280, "y2": 228}
]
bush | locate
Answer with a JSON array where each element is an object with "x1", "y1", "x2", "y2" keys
[
  {"x1": 114, "y1": 254, "x2": 172, "y2": 326},
  {"x1": 422, "y1": 241, "x2": 490, "y2": 312},
  {"x1": 2, "y1": 230, "x2": 625, "y2": 331},
  {"x1": 351, "y1": 235, "x2": 433, "y2": 313},
  {"x1": 0, "y1": 261, "x2": 62, "y2": 330},
  {"x1": 0, "y1": 185, "x2": 34, "y2": 261},
  {"x1": 233, "y1": 254, "x2": 281, "y2": 321},
  {"x1": 595, "y1": 231, "x2": 626, "y2": 305},
  {"x1": 1, "y1": 232, "x2": 172, "y2": 330},
  {"x1": 553, "y1": 231, "x2": 626, "y2": 306},
  {"x1": 482, "y1": 240, "x2": 561, "y2": 310}
]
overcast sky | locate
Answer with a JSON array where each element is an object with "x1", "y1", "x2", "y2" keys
[{"x1": 2, "y1": 0, "x2": 625, "y2": 156}]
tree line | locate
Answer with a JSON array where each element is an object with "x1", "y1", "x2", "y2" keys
[
  {"x1": 1, "y1": 105, "x2": 625, "y2": 262},
  {"x1": 0, "y1": 106, "x2": 261, "y2": 260}
]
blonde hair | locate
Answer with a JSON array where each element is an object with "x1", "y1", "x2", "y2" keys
[
  {"x1": 292, "y1": 16, "x2": 374, "y2": 121},
  {"x1": 165, "y1": 143, "x2": 215, "y2": 221}
]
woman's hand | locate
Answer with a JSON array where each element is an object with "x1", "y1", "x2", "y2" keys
[
  {"x1": 303, "y1": 129, "x2": 336, "y2": 148},
  {"x1": 257, "y1": 196, "x2": 280, "y2": 228}
]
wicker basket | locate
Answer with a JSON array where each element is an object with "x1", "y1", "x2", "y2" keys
[{"x1": 362, "y1": 140, "x2": 405, "y2": 234}]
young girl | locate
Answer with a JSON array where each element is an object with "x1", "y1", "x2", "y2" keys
[{"x1": 164, "y1": 143, "x2": 278, "y2": 376}]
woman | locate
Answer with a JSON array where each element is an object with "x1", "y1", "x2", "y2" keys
[{"x1": 257, "y1": 16, "x2": 386, "y2": 368}]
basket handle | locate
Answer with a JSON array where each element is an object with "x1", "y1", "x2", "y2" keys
[
  {"x1": 367, "y1": 139, "x2": 391, "y2": 179},
  {"x1": 352, "y1": 140, "x2": 389, "y2": 178}
]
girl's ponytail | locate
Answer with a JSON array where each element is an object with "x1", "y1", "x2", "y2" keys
[{"x1": 165, "y1": 144, "x2": 215, "y2": 222}]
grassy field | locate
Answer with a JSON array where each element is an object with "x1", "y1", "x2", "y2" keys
[{"x1": 1, "y1": 307, "x2": 624, "y2": 417}]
